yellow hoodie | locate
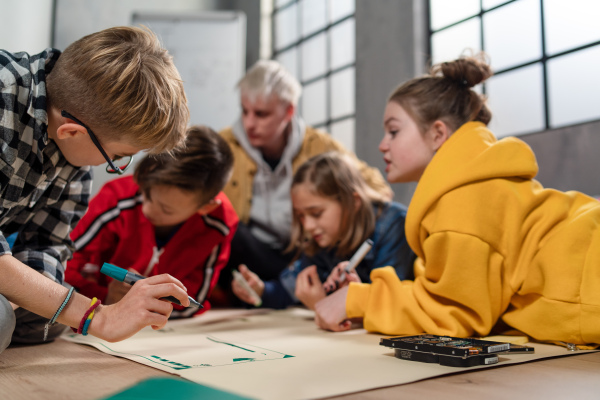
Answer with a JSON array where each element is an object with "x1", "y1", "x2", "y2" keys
[{"x1": 347, "y1": 122, "x2": 600, "y2": 345}]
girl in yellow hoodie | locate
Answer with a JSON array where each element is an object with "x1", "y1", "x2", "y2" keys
[{"x1": 313, "y1": 54, "x2": 600, "y2": 346}]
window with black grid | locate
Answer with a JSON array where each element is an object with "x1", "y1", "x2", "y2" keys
[
  {"x1": 429, "y1": 0, "x2": 600, "y2": 137},
  {"x1": 272, "y1": 0, "x2": 357, "y2": 151}
]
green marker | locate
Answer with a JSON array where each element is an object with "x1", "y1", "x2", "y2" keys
[{"x1": 100, "y1": 263, "x2": 203, "y2": 308}]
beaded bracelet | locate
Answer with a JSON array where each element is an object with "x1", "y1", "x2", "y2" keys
[
  {"x1": 44, "y1": 286, "x2": 75, "y2": 341},
  {"x1": 71, "y1": 297, "x2": 101, "y2": 335}
]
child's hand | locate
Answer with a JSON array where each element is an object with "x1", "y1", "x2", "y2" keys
[
  {"x1": 295, "y1": 265, "x2": 326, "y2": 310},
  {"x1": 314, "y1": 285, "x2": 353, "y2": 332},
  {"x1": 323, "y1": 261, "x2": 361, "y2": 294},
  {"x1": 91, "y1": 273, "x2": 190, "y2": 342},
  {"x1": 231, "y1": 264, "x2": 264, "y2": 305}
]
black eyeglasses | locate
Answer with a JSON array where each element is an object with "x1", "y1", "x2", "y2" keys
[{"x1": 61, "y1": 110, "x2": 133, "y2": 175}]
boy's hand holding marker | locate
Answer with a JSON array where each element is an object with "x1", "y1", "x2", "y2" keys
[{"x1": 101, "y1": 263, "x2": 203, "y2": 309}]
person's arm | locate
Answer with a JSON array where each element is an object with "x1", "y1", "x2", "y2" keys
[
  {"x1": 316, "y1": 231, "x2": 509, "y2": 337},
  {"x1": 0, "y1": 254, "x2": 190, "y2": 341},
  {"x1": 66, "y1": 182, "x2": 123, "y2": 301},
  {"x1": 261, "y1": 259, "x2": 305, "y2": 309},
  {"x1": 369, "y1": 205, "x2": 416, "y2": 280},
  {"x1": 11, "y1": 166, "x2": 92, "y2": 286},
  {"x1": 170, "y1": 195, "x2": 240, "y2": 315},
  {"x1": 200, "y1": 213, "x2": 239, "y2": 309},
  {"x1": 261, "y1": 279, "x2": 295, "y2": 309},
  {"x1": 171, "y1": 235, "x2": 236, "y2": 314}
]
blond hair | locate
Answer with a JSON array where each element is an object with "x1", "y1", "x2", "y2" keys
[
  {"x1": 288, "y1": 151, "x2": 388, "y2": 258},
  {"x1": 237, "y1": 60, "x2": 301, "y2": 106},
  {"x1": 47, "y1": 26, "x2": 189, "y2": 154},
  {"x1": 389, "y1": 53, "x2": 493, "y2": 134}
]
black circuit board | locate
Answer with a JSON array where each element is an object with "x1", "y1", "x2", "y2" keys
[{"x1": 380, "y1": 334, "x2": 511, "y2": 357}]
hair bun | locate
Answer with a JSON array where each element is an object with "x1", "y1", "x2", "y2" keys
[{"x1": 433, "y1": 53, "x2": 493, "y2": 88}]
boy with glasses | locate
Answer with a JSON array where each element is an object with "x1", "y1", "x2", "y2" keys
[{"x1": 0, "y1": 26, "x2": 190, "y2": 354}]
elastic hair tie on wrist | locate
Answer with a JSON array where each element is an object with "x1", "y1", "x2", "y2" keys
[
  {"x1": 44, "y1": 286, "x2": 75, "y2": 341},
  {"x1": 71, "y1": 297, "x2": 101, "y2": 335},
  {"x1": 82, "y1": 298, "x2": 100, "y2": 336}
]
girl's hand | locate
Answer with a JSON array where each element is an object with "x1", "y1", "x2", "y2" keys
[
  {"x1": 231, "y1": 264, "x2": 264, "y2": 304},
  {"x1": 91, "y1": 273, "x2": 190, "y2": 342},
  {"x1": 295, "y1": 265, "x2": 326, "y2": 310},
  {"x1": 314, "y1": 285, "x2": 353, "y2": 331},
  {"x1": 323, "y1": 261, "x2": 361, "y2": 294}
]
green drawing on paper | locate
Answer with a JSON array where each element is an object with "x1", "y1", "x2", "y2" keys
[
  {"x1": 207, "y1": 336, "x2": 267, "y2": 355},
  {"x1": 150, "y1": 355, "x2": 192, "y2": 370},
  {"x1": 94, "y1": 334, "x2": 294, "y2": 371}
]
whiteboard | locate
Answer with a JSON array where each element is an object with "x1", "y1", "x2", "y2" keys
[
  {"x1": 132, "y1": 11, "x2": 246, "y2": 132},
  {"x1": 84, "y1": 11, "x2": 245, "y2": 197}
]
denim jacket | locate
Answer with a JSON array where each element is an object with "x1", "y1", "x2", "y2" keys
[{"x1": 261, "y1": 201, "x2": 415, "y2": 309}]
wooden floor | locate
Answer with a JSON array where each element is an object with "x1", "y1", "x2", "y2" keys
[{"x1": 1, "y1": 337, "x2": 599, "y2": 400}]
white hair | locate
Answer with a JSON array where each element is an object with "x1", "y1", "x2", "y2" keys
[{"x1": 237, "y1": 60, "x2": 302, "y2": 106}]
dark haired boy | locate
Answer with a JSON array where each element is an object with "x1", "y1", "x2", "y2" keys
[{"x1": 66, "y1": 126, "x2": 238, "y2": 316}]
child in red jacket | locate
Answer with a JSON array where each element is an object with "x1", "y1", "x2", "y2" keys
[{"x1": 66, "y1": 126, "x2": 238, "y2": 317}]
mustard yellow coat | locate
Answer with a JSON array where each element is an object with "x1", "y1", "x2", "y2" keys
[
  {"x1": 220, "y1": 125, "x2": 393, "y2": 224},
  {"x1": 347, "y1": 122, "x2": 600, "y2": 345}
]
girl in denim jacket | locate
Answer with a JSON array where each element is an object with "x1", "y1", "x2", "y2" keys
[{"x1": 232, "y1": 151, "x2": 415, "y2": 309}]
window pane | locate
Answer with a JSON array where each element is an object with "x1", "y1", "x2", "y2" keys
[
  {"x1": 482, "y1": 0, "x2": 511, "y2": 10},
  {"x1": 301, "y1": 32, "x2": 327, "y2": 81},
  {"x1": 330, "y1": 118, "x2": 355, "y2": 153},
  {"x1": 275, "y1": 0, "x2": 294, "y2": 8},
  {"x1": 483, "y1": 0, "x2": 541, "y2": 71},
  {"x1": 274, "y1": 3, "x2": 298, "y2": 51},
  {"x1": 301, "y1": 0, "x2": 327, "y2": 37},
  {"x1": 330, "y1": 17, "x2": 355, "y2": 69},
  {"x1": 544, "y1": 0, "x2": 600, "y2": 56},
  {"x1": 548, "y1": 46, "x2": 600, "y2": 128},
  {"x1": 302, "y1": 78, "x2": 327, "y2": 126},
  {"x1": 330, "y1": 67, "x2": 355, "y2": 119},
  {"x1": 429, "y1": 0, "x2": 479, "y2": 31},
  {"x1": 276, "y1": 47, "x2": 299, "y2": 80},
  {"x1": 486, "y1": 63, "x2": 545, "y2": 137},
  {"x1": 431, "y1": 18, "x2": 481, "y2": 64},
  {"x1": 330, "y1": 0, "x2": 355, "y2": 23}
]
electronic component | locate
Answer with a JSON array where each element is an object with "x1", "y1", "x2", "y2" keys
[{"x1": 380, "y1": 334, "x2": 533, "y2": 367}]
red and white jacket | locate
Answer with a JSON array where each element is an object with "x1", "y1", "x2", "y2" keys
[{"x1": 65, "y1": 176, "x2": 238, "y2": 317}]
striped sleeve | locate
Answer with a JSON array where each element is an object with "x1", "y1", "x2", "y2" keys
[{"x1": 65, "y1": 182, "x2": 142, "y2": 300}]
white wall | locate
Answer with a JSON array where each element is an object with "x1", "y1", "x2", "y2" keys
[
  {"x1": 53, "y1": 0, "x2": 217, "y2": 48},
  {"x1": 0, "y1": 0, "x2": 53, "y2": 53},
  {"x1": 53, "y1": 0, "x2": 220, "y2": 195}
]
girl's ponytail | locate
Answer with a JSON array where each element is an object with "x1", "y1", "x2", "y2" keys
[{"x1": 389, "y1": 52, "x2": 493, "y2": 133}]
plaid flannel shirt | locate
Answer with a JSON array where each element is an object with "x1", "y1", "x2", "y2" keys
[{"x1": 0, "y1": 48, "x2": 92, "y2": 284}]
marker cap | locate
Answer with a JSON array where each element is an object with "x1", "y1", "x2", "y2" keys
[{"x1": 100, "y1": 263, "x2": 127, "y2": 282}]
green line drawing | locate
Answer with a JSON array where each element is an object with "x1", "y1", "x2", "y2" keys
[
  {"x1": 207, "y1": 336, "x2": 266, "y2": 355},
  {"x1": 81, "y1": 335, "x2": 294, "y2": 371}
]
